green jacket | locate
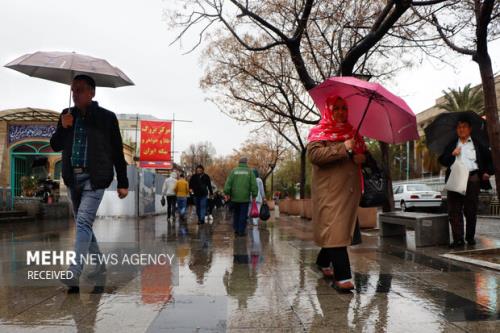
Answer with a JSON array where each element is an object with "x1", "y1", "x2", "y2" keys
[{"x1": 224, "y1": 163, "x2": 258, "y2": 203}]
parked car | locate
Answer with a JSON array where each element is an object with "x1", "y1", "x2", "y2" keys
[{"x1": 393, "y1": 183, "x2": 442, "y2": 212}]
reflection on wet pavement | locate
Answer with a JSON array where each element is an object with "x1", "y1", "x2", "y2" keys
[{"x1": 0, "y1": 208, "x2": 498, "y2": 332}]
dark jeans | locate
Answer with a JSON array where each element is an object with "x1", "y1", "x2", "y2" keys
[
  {"x1": 316, "y1": 247, "x2": 352, "y2": 281},
  {"x1": 177, "y1": 197, "x2": 187, "y2": 218},
  {"x1": 68, "y1": 173, "x2": 105, "y2": 276},
  {"x1": 194, "y1": 196, "x2": 208, "y2": 223},
  {"x1": 232, "y1": 202, "x2": 249, "y2": 235},
  {"x1": 447, "y1": 174, "x2": 481, "y2": 242},
  {"x1": 167, "y1": 195, "x2": 176, "y2": 218},
  {"x1": 207, "y1": 198, "x2": 215, "y2": 215}
]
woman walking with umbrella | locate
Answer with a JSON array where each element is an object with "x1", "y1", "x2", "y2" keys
[
  {"x1": 307, "y1": 95, "x2": 367, "y2": 291},
  {"x1": 307, "y1": 76, "x2": 419, "y2": 291}
]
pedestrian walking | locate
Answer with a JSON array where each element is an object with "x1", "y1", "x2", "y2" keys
[
  {"x1": 307, "y1": 95, "x2": 367, "y2": 292},
  {"x1": 189, "y1": 165, "x2": 214, "y2": 225},
  {"x1": 224, "y1": 157, "x2": 258, "y2": 236},
  {"x1": 438, "y1": 116, "x2": 494, "y2": 248},
  {"x1": 249, "y1": 169, "x2": 266, "y2": 226},
  {"x1": 214, "y1": 191, "x2": 225, "y2": 209},
  {"x1": 162, "y1": 172, "x2": 178, "y2": 221},
  {"x1": 206, "y1": 185, "x2": 216, "y2": 222},
  {"x1": 50, "y1": 74, "x2": 129, "y2": 291},
  {"x1": 175, "y1": 173, "x2": 190, "y2": 220}
]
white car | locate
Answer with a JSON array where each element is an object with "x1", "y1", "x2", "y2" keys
[{"x1": 393, "y1": 183, "x2": 442, "y2": 212}]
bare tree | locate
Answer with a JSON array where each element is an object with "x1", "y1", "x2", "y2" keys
[
  {"x1": 201, "y1": 43, "x2": 313, "y2": 197},
  {"x1": 422, "y1": 0, "x2": 500, "y2": 198},
  {"x1": 169, "y1": 0, "x2": 449, "y2": 209},
  {"x1": 180, "y1": 141, "x2": 217, "y2": 173},
  {"x1": 234, "y1": 131, "x2": 286, "y2": 191}
]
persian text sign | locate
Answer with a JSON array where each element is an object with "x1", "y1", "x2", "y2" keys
[
  {"x1": 140, "y1": 121, "x2": 172, "y2": 162},
  {"x1": 9, "y1": 124, "x2": 56, "y2": 144}
]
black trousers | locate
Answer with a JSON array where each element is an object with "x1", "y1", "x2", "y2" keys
[
  {"x1": 447, "y1": 174, "x2": 481, "y2": 242},
  {"x1": 167, "y1": 195, "x2": 177, "y2": 218},
  {"x1": 316, "y1": 247, "x2": 352, "y2": 281}
]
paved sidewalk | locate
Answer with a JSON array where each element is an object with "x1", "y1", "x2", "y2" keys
[{"x1": 0, "y1": 209, "x2": 498, "y2": 332}]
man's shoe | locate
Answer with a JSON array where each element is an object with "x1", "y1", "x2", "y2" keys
[
  {"x1": 449, "y1": 240, "x2": 465, "y2": 248},
  {"x1": 87, "y1": 263, "x2": 107, "y2": 279},
  {"x1": 466, "y1": 238, "x2": 476, "y2": 246},
  {"x1": 333, "y1": 280, "x2": 355, "y2": 292},
  {"x1": 60, "y1": 272, "x2": 80, "y2": 292}
]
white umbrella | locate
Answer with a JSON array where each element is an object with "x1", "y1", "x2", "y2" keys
[{"x1": 5, "y1": 51, "x2": 134, "y2": 87}]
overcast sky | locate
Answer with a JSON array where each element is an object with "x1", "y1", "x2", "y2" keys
[{"x1": 1, "y1": 0, "x2": 499, "y2": 163}]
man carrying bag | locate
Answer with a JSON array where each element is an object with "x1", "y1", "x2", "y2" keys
[{"x1": 439, "y1": 117, "x2": 494, "y2": 248}]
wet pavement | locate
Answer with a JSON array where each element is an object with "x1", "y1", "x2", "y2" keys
[{"x1": 0, "y1": 209, "x2": 499, "y2": 332}]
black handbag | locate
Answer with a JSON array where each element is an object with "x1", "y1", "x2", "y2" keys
[
  {"x1": 259, "y1": 202, "x2": 271, "y2": 221},
  {"x1": 161, "y1": 195, "x2": 166, "y2": 207},
  {"x1": 359, "y1": 154, "x2": 387, "y2": 207}
]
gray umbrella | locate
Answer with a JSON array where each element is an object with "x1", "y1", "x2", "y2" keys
[{"x1": 5, "y1": 51, "x2": 134, "y2": 87}]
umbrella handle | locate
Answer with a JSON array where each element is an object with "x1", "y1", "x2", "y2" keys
[
  {"x1": 354, "y1": 93, "x2": 374, "y2": 137},
  {"x1": 68, "y1": 85, "x2": 72, "y2": 114}
]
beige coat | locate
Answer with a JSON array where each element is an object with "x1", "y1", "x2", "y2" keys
[{"x1": 307, "y1": 141, "x2": 361, "y2": 248}]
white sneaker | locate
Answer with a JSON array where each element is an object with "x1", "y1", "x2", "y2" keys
[{"x1": 209, "y1": 215, "x2": 214, "y2": 221}]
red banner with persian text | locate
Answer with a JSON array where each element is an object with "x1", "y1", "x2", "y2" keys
[{"x1": 140, "y1": 121, "x2": 172, "y2": 165}]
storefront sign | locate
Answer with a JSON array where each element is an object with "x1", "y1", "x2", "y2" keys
[
  {"x1": 8, "y1": 124, "x2": 56, "y2": 144},
  {"x1": 139, "y1": 121, "x2": 172, "y2": 164}
]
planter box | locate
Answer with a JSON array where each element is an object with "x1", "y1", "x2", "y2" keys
[
  {"x1": 279, "y1": 200, "x2": 289, "y2": 214},
  {"x1": 14, "y1": 197, "x2": 70, "y2": 219},
  {"x1": 302, "y1": 199, "x2": 312, "y2": 219},
  {"x1": 288, "y1": 199, "x2": 302, "y2": 216},
  {"x1": 267, "y1": 201, "x2": 275, "y2": 210},
  {"x1": 357, "y1": 207, "x2": 377, "y2": 229}
]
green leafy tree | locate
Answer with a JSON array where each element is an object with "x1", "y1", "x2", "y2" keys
[{"x1": 438, "y1": 84, "x2": 484, "y2": 115}]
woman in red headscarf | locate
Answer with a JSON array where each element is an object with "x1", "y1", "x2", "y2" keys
[{"x1": 307, "y1": 95, "x2": 367, "y2": 291}]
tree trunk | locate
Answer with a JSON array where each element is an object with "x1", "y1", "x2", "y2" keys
[
  {"x1": 300, "y1": 148, "x2": 307, "y2": 199},
  {"x1": 380, "y1": 142, "x2": 395, "y2": 212},
  {"x1": 409, "y1": 141, "x2": 415, "y2": 179},
  {"x1": 475, "y1": 54, "x2": 500, "y2": 200},
  {"x1": 261, "y1": 175, "x2": 268, "y2": 194}
]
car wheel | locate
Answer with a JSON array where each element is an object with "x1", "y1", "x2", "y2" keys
[{"x1": 401, "y1": 201, "x2": 407, "y2": 212}]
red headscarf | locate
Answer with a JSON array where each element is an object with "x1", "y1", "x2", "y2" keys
[{"x1": 308, "y1": 96, "x2": 366, "y2": 153}]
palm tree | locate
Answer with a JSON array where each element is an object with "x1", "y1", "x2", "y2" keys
[{"x1": 438, "y1": 84, "x2": 484, "y2": 115}]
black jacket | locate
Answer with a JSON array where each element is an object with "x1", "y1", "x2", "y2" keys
[
  {"x1": 189, "y1": 173, "x2": 213, "y2": 197},
  {"x1": 50, "y1": 101, "x2": 129, "y2": 190},
  {"x1": 438, "y1": 137, "x2": 494, "y2": 190}
]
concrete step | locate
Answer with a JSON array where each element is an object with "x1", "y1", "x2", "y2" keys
[
  {"x1": 0, "y1": 216, "x2": 34, "y2": 223},
  {"x1": 0, "y1": 211, "x2": 28, "y2": 218}
]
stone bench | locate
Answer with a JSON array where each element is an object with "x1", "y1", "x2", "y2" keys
[{"x1": 379, "y1": 212, "x2": 449, "y2": 247}]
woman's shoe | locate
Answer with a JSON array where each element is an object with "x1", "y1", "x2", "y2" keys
[
  {"x1": 317, "y1": 266, "x2": 334, "y2": 278},
  {"x1": 333, "y1": 280, "x2": 355, "y2": 292}
]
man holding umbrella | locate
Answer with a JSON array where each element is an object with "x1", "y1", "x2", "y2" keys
[
  {"x1": 50, "y1": 74, "x2": 129, "y2": 291},
  {"x1": 437, "y1": 114, "x2": 494, "y2": 248}
]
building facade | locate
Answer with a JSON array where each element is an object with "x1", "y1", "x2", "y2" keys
[{"x1": 0, "y1": 108, "x2": 135, "y2": 209}]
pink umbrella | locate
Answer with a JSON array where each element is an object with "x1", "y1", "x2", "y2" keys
[{"x1": 308, "y1": 76, "x2": 419, "y2": 143}]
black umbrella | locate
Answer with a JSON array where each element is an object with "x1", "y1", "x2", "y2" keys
[{"x1": 424, "y1": 111, "x2": 489, "y2": 156}]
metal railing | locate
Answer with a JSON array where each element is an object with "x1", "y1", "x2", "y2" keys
[
  {"x1": 392, "y1": 176, "x2": 446, "y2": 192},
  {"x1": 393, "y1": 176, "x2": 499, "y2": 216},
  {"x1": 393, "y1": 176, "x2": 497, "y2": 194}
]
